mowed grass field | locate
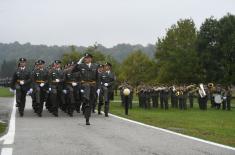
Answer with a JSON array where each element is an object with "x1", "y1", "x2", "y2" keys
[
  {"x1": 0, "y1": 87, "x2": 14, "y2": 97},
  {"x1": 110, "y1": 93, "x2": 235, "y2": 147},
  {"x1": 0, "y1": 87, "x2": 13, "y2": 135}
]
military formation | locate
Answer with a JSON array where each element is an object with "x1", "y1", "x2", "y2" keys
[
  {"x1": 119, "y1": 83, "x2": 232, "y2": 111},
  {"x1": 9, "y1": 54, "x2": 116, "y2": 125}
]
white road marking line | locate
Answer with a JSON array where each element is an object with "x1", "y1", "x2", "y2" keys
[
  {"x1": 3, "y1": 96, "x2": 16, "y2": 145},
  {"x1": 1, "y1": 148, "x2": 13, "y2": 155},
  {"x1": 109, "y1": 113, "x2": 235, "y2": 151}
]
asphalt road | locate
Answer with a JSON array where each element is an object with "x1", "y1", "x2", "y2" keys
[{"x1": 0, "y1": 96, "x2": 235, "y2": 155}]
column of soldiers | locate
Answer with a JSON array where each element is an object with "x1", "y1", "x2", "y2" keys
[
  {"x1": 120, "y1": 83, "x2": 232, "y2": 111},
  {"x1": 10, "y1": 54, "x2": 116, "y2": 125}
]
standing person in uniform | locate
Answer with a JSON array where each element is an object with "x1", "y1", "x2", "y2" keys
[
  {"x1": 48, "y1": 60, "x2": 64, "y2": 117},
  {"x1": 72, "y1": 53, "x2": 99, "y2": 125},
  {"x1": 98, "y1": 62, "x2": 115, "y2": 117},
  {"x1": 225, "y1": 86, "x2": 232, "y2": 111},
  {"x1": 10, "y1": 58, "x2": 31, "y2": 117},
  {"x1": 31, "y1": 60, "x2": 48, "y2": 117}
]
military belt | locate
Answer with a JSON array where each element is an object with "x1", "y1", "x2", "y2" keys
[
  {"x1": 36, "y1": 80, "x2": 45, "y2": 83},
  {"x1": 66, "y1": 81, "x2": 77, "y2": 84},
  {"x1": 16, "y1": 80, "x2": 23, "y2": 83},
  {"x1": 81, "y1": 80, "x2": 96, "y2": 84}
]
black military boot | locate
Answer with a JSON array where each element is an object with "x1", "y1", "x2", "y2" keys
[
  {"x1": 98, "y1": 104, "x2": 102, "y2": 115},
  {"x1": 37, "y1": 113, "x2": 42, "y2": 117},
  {"x1": 86, "y1": 118, "x2": 90, "y2": 125}
]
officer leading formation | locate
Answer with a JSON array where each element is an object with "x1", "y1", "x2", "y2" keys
[{"x1": 10, "y1": 54, "x2": 116, "y2": 125}]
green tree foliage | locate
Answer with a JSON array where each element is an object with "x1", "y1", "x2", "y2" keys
[
  {"x1": 197, "y1": 17, "x2": 223, "y2": 83},
  {"x1": 197, "y1": 14, "x2": 235, "y2": 84},
  {"x1": 61, "y1": 46, "x2": 83, "y2": 65},
  {"x1": 218, "y1": 13, "x2": 235, "y2": 84},
  {"x1": 155, "y1": 19, "x2": 201, "y2": 84},
  {"x1": 119, "y1": 50, "x2": 157, "y2": 85}
]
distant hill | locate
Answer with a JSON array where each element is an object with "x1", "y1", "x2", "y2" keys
[{"x1": 0, "y1": 42, "x2": 156, "y2": 64}]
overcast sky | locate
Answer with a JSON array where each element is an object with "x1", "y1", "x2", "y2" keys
[{"x1": 0, "y1": 0, "x2": 235, "y2": 47}]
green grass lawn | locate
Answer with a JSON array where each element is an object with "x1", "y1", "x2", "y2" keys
[
  {"x1": 0, "y1": 87, "x2": 14, "y2": 97},
  {"x1": 0, "y1": 123, "x2": 6, "y2": 135},
  {"x1": 110, "y1": 95, "x2": 235, "y2": 147}
]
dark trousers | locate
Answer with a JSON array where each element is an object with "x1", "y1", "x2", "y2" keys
[
  {"x1": 34, "y1": 85, "x2": 46, "y2": 115},
  {"x1": 66, "y1": 85, "x2": 76, "y2": 115},
  {"x1": 82, "y1": 84, "x2": 96, "y2": 120},
  {"x1": 124, "y1": 96, "x2": 129, "y2": 115},
  {"x1": 152, "y1": 95, "x2": 158, "y2": 108},
  {"x1": 227, "y1": 97, "x2": 231, "y2": 110},
  {"x1": 189, "y1": 96, "x2": 193, "y2": 108},
  {"x1": 98, "y1": 86, "x2": 111, "y2": 115},
  {"x1": 16, "y1": 87, "x2": 27, "y2": 115}
]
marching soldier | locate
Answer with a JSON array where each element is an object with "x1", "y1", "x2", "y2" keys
[
  {"x1": 10, "y1": 58, "x2": 31, "y2": 117},
  {"x1": 98, "y1": 62, "x2": 116, "y2": 116},
  {"x1": 72, "y1": 53, "x2": 99, "y2": 125},
  {"x1": 63, "y1": 62, "x2": 79, "y2": 116},
  {"x1": 31, "y1": 61, "x2": 39, "y2": 113},
  {"x1": 31, "y1": 60, "x2": 48, "y2": 117},
  {"x1": 48, "y1": 60, "x2": 65, "y2": 117}
]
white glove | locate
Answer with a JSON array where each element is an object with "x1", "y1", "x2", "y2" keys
[
  {"x1": 40, "y1": 83, "x2": 45, "y2": 87},
  {"x1": 80, "y1": 89, "x2": 84, "y2": 93},
  {"x1": 9, "y1": 88, "x2": 16, "y2": 94},
  {"x1": 55, "y1": 79, "x2": 60, "y2": 83},
  {"x1": 27, "y1": 88, "x2": 33, "y2": 95},
  {"x1": 104, "y1": 83, "x2": 109, "y2": 87},
  {"x1": 48, "y1": 88, "x2": 52, "y2": 91},
  {"x1": 77, "y1": 56, "x2": 85, "y2": 64},
  {"x1": 63, "y1": 90, "x2": 67, "y2": 94},
  {"x1": 72, "y1": 82, "x2": 77, "y2": 87},
  {"x1": 20, "y1": 80, "x2": 24, "y2": 85},
  {"x1": 96, "y1": 89, "x2": 100, "y2": 96}
]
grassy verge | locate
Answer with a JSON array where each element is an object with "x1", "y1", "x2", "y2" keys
[
  {"x1": 110, "y1": 95, "x2": 235, "y2": 147},
  {"x1": 0, "y1": 123, "x2": 6, "y2": 135},
  {"x1": 0, "y1": 87, "x2": 14, "y2": 97}
]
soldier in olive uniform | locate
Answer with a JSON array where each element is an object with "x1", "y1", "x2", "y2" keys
[
  {"x1": 48, "y1": 60, "x2": 65, "y2": 117},
  {"x1": 31, "y1": 61, "x2": 39, "y2": 113},
  {"x1": 72, "y1": 53, "x2": 99, "y2": 125},
  {"x1": 63, "y1": 62, "x2": 80, "y2": 116},
  {"x1": 98, "y1": 62, "x2": 115, "y2": 117},
  {"x1": 10, "y1": 58, "x2": 31, "y2": 117},
  {"x1": 31, "y1": 60, "x2": 48, "y2": 117}
]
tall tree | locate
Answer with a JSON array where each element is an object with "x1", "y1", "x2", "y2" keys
[
  {"x1": 155, "y1": 19, "x2": 201, "y2": 84},
  {"x1": 119, "y1": 50, "x2": 157, "y2": 85},
  {"x1": 218, "y1": 13, "x2": 235, "y2": 84},
  {"x1": 197, "y1": 17, "x2": 222, "y2": 82}
]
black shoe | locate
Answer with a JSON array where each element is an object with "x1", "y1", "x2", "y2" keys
[
  {"x1": 105, "y1": 113, "x2": 109, "y2": 117},
  {"x1": 68, "y1": 113, "x2": 73, "y2": 117},
  {"x1": 86, "y1": 119, "x2": 90, "y2": 125},
  {"x1": 86, "y1": 121, "x2": 90, "y2": 125},
  {"x1": 98, "y1": 111, "x2": 101, "y2": 115},
  {"x1": 53, "y1": 113, "x2": 58, "y2": 117},
  {"x1": 20, "y1": 113, "x2": 24, "y2": 117},
  {"x1": 38, "y1": 113, "x2": 42, "y2": 117}
]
